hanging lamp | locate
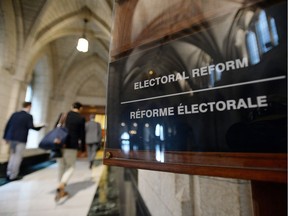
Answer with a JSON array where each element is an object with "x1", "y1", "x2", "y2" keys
[{"x1": 77, "y1": 19, "x2": 89, "y2": 52}]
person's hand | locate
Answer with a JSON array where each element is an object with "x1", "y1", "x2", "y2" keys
[{"x1": 53, "y1": 138, "x2": 61, "y2": 144}]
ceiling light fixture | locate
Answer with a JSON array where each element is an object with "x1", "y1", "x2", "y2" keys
[{"x1": 77, "y1": 18, "x2": 89, "y2": 52}]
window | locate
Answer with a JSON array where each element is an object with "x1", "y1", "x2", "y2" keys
[{"x1": 25, "y1": 84, "x2": 33, "y2": 102}]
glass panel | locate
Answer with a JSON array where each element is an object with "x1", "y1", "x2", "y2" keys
[{"x1": 105, "y1": 0, "x2": 287, "y2": 180}]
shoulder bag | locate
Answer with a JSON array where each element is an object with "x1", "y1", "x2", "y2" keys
[{"x1": 39, "y1": 113, "x2": 68, "y2": 158}]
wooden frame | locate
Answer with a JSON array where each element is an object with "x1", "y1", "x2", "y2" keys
[{"x1": 104, "y1": 150, "x2": 286, "y2": 182}]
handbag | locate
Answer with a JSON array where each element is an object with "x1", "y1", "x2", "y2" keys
[
  {"x1": 39, "y1": 113, "x2": 68, "y2": 157},
  {"x1": 49, "y1": 143, "x2": 64, "y2": 159}
]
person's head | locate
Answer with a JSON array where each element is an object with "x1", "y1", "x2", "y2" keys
[
  {"x1": 72, "y1": 102, "x2": 83, "y2": 111},
  {"x1": 89, "y1": 114, "x2": 95, "y2": 121},
  {"x1": 22, "y1": 101, "x2": 32, "y2": 112},
  {"x1": 22, "y1": 101, "x2": 32, "y2": 108}
]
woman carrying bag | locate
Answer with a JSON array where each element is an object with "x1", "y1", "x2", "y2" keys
[{"x1": 55, "y1": 102, "x2": 86, "y2": 202}]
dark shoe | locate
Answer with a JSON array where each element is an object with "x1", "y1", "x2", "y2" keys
[
  {"x1": 89, "y1": 161, "x2": 93, "y2": 169},
  {"x1": 9, "y1": 176, "x2": 23, "y2": 181}
]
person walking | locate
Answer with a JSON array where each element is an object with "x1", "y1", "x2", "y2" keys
[
  {"x1": 85, "y1": 115, "x2": 102, "y2": 169},
  {"x1": 55, "y1": 102, "x2": 86, "y2": 202},
  {"x1": 3, "y1": 101, "x2": 45, "y2": 181}
]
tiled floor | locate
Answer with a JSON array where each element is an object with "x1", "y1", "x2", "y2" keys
[{"x1": 0, "y1": 159, "x2": 105, "y2": 216}]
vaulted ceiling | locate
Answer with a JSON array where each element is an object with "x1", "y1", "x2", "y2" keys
[{"x1": 0, "y1": 0, "x2": 114, "y2": 105}]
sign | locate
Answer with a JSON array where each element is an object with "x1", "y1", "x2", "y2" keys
[{"x1": 104, "y1": 0, "x2": 287, "y2": 182}]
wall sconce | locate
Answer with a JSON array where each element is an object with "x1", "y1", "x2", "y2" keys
[{"x1": 77, "y1": 19, "x2": 89, "y2": 52}]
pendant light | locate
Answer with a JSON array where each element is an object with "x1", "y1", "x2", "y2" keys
[{"x1": 77, "y1": 19, "x2": 89, "y2": 52}]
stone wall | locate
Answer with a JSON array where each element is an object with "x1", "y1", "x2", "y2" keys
[{"x1": 139, "y1": 169, "x2": 253, "y2": 216}]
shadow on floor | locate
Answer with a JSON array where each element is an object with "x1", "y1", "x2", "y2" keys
[{"x1": 51, "y1": 179, "x2": 96, "y2": 205}]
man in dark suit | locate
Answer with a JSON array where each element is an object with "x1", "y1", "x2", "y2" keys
[{"x1": 3, "y1": 101, "x2": 45, "y2": 181}]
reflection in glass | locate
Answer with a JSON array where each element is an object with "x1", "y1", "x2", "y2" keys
[
  {"x1": 247, "y1": 32, "x2": 260, "y2": 65},
  {"x1": 121, "y1": 131, "x2": 130, "y2": 154},
  {"x1": 270, "y1": 18, "x2": 279, "y2": 46},
  {"x1": 155, "y1": 124, "x2": 164, "y2": 141},
  {"x1": 107, "y1": 1, "x2": 286, "y2": 157},
  {"x1": 143, "y1": 123, "x2": 151, "y2": 149},
  {"x1": 155, "y1": 124, "x2": 165, "y2": 162},
  {"x1": 246, "y1": 10, "x2": 279, "y2": 65},
  {"x1": 256, "y1": 11, "x2": 272, "y2": 53},
  {"x1": 155, "y1": 144, "x2": 165, "y2": 163}
]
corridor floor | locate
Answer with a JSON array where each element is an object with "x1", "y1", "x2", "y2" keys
[
  {"x1": 0, "y1": 159, "x2": 105, "y2": 216},
  {"x1": 0, "y1": 154, "x2": 149, "y2": 216}
]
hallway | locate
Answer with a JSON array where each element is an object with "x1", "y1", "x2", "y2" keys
[{"x1": 0, "y1": 1, "x2": 286, "y2": 216}]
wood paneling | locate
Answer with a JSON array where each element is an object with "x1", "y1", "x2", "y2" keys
[
  {"x1": 104, "y1": 149, "x2": 287, "y2": 182},
  {"x1": 81, "y1": 105, "x2": 106, "y2": 121}
]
